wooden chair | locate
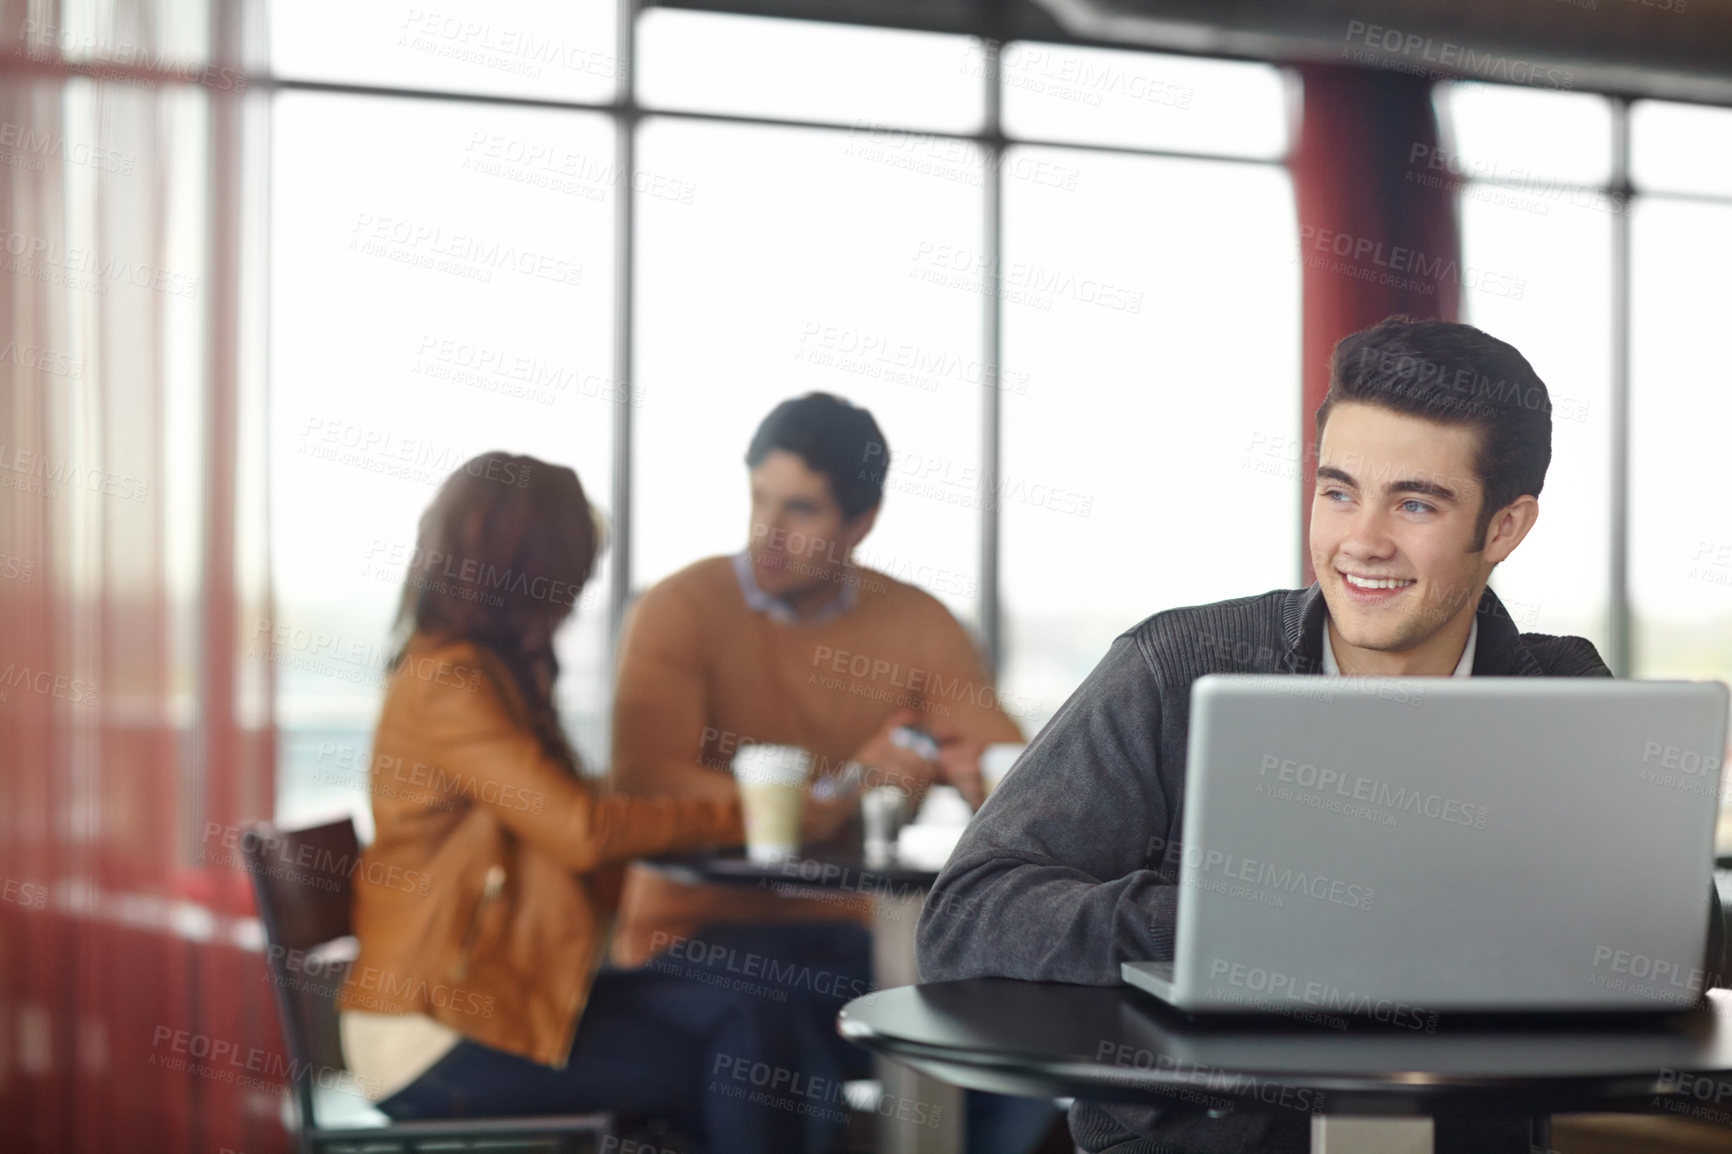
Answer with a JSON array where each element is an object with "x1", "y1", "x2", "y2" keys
[{"x1": 242, "y1": 818, "x2": 614, "y2": 1154}]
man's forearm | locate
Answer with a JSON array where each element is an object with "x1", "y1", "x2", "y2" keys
[
  {"x1": 613, "y1": 758, "x2": 739, "y2": 803},
  {"x1": 916, "y1": 632, "x2": 1177, "y2": 984},
  {"x1": 918, "y1": 851, "x2": 1179, "y2": 985}
]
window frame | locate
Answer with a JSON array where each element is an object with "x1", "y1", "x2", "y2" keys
[{"x1": 266, "y1": 3, "x2": 1298, "y2": 709}]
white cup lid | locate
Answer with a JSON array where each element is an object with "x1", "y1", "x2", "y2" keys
[{"x1": 732, "y1": 743, "x2": 813, "y2": 786}]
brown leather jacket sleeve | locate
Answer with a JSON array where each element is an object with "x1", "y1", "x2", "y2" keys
[{"x1": 393, "y1": 643, "x2": 744, "y2": 874}]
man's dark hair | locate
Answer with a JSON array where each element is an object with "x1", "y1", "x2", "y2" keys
[
  {"x1": 1315, "y1": 317, "x2": 1552, "y2": 550},
  {"x1": 745, "y1": 393, "x2": 888, "y2": 519}
]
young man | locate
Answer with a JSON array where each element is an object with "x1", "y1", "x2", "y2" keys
[
  {"x1": 610, "y1": 392, "x2": 1053, "y2": 1153},
  {"x1": 916, "y1": 317, "x2": 1728, "y2": 1154}
]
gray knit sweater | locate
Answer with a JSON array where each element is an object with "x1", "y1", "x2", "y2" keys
[{"x1": 917, "y1": 583, "x2": 1726, "y2": 1154}]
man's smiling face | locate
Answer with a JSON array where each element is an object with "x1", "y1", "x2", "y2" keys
[{"x1": 1309, "y1": 401, "x2": 1533, "y2": 670}]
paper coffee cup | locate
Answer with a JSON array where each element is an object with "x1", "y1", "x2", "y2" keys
[
  {"x1": 981, "y1": 743, "x2": 1026, "y2": 795},
  {"x1": 732, "y1": 744, "x2": 813, "y2": 863}
]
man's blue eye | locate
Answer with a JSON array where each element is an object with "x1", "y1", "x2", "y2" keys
[{"x1": 1400, "y1": 500, "x2": 1434, "y2": 514}]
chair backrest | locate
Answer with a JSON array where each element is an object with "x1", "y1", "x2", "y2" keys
[{"x1": 242, "y1": 819, "x2": 363, "y2": 1133}]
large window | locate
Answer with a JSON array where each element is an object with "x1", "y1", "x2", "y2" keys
[
  {"x1": 1439, "y1": 84, "x2": 1732, "y2": 848},
  {"x1": 270, "y1": 94, "x2": 617, "y2": 829},
  {"x1": 998, "y1": 145, "x2": 1297, "y2": 727},
  {"x1": 1435, "y1": 84, "x2": 1616, "y2": 651},
  {"x1": 1627, "y1": 103, "x2": 1732, "y2": 693},
  {"x1": 632, "y1": 117, "x2": 985, "y2": 619},
  {"x1": 992, "y1": 42, "x2": 1296, "y2": 730},
  {"x1": 276, "y1": 14, "x2": 1732, "y2": 841},
  {"x1": 266, "y1": 7, "x2": 1302, "y2": 823}
]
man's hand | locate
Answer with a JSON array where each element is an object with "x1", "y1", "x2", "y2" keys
[
  {"x1": 853, "y1": 709, "x2": 944, "y2": 797},
  {"x1": 936, "y1": 735, "x2": 987, "y2": 810},
  {"x1": 800, "y1": 711, "x2": 945, "y2": 847},
  {"x1": 801, "y1": 788, "x2": 858, "y2": 845},
  {"x1": 878, "y1": 713, "x2": 989, "y2": 810}
]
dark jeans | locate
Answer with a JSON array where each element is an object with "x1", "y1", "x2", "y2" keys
[
  {"x1": 661, "y1": 921, "x2": 1058, "y2": 1154},
  {"x1": 377, "y1": 965, "x2": 845, "y2": 1154}
]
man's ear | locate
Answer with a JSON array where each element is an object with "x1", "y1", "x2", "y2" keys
[
  {"x1": 1482, "y1": 495, "x2": 1539, "y2": 564},
  {"x1": 842, "y1": 504, "x2": 880, "y2": 551}
]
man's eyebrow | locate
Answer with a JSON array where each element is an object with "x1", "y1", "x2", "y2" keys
[
  {"x1": 1390, "y1": 477, "x2": 1458, "y2": 502},
  {"x1": 1316, "y1": 465, "x2": 1459, "y2": 503}
]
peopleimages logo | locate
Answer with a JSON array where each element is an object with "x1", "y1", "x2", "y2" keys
[
  {"x1": 1637, "y1": 740, "x2": 1729, "y2": 802},
  {"x1": 1589, "y1": 945, "x2": 1711, "y2": 1004},
  {"x1": 347, "y1": 213, "x2": 583, "y2": 288},
  {"x1": 204, "y1": 822, "x2": 434, "y2": 897},
  {"x1": 1297, "y1": 225, "x2": 1526, "y2": 300},
  {"x1": 16, "y1": 20, "x2": 248, "y2": 93},
  {"x1": 709, "y1": 1053, "x2": 944, "y2": 1128},
  {"x1": 2, "y1": 878, "x2": 49, "y2": 910},
  {"x1": 149, "y1": 1027, "x2": 379, "y2": 1097},
  {"x1": 649, "y1": 931, "x2": 874, "y2": 1002},
  {"x1": 0, "y1": 122, "x2": 136, "y2": 176},
  {"x1": 1257, "y1": 755, "x2": 1488, "y2": 829},
  {"x1": 1340, "y1": 21, "x2": 1573, "y2": 89},
  {"x1": 1161, "y1": 838, "x2": 1376, "y2": 911},
  {"x1": 397, "y1": 10, "x2": 627, "y2": 82},
  {"x1": 0, "y1": 227, "x2": 200, "y2": 298},
  {"x1": 1207, "y1": 959, "x2": 1440, "y2": 1031},
  {"x1": 1095, "y1": 1042, "x2": 1325, "y2": 1113},
  {"x1": 0, "y1": 663, "x2": 99, "y2": 706}
]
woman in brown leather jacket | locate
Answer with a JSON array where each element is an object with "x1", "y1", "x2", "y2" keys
[{"x1": 337, "y1": 452, "x2": 844, "y2": 1153}]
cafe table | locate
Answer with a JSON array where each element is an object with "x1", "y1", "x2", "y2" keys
[{"x1": 839, "y1": 977, "x2": 1732, "y2": 1154}]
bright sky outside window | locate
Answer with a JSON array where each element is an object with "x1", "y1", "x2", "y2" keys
[
  {"x1": 632, "y1": 117, "x2": 984, "y2": 625},
  {"x1": 1631, "y1": 100, "x2": 1732, "y2": 198},
  {"x1": 999, "y1": 43, "x2": 1287, "y2": 158},
  {"x1": 270, "y1": 92, "x2": 617, "y2": 826},
  {"x1": 1455, "y1": 189, "x2": 1614, "y2": 652},
  {"x1": 998, "y1": 148, "x2": 1298, "y2": 732},
  {"x1": 1436, "y1": 82, "x2": 1613, "y2": 189},
  {"x1": 270, "y1": 0, "x2": 619, "y2": 103},
  {"x1": 1629, "y1": 198, "x2": 1732, "y2": 679},
  {"x1": 637, "y1": 10, "x2": 986, "y2": 133}
]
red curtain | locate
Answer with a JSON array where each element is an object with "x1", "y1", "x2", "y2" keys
[
  {"x1": 0, "y1": 4, "x2": 282, "y2": 1152},
  {"x1": 1293, "y1": 64, "x2": 1462, "y2": 585}
]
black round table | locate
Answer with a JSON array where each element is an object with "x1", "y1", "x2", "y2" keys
[
  {"x1": 646, "y1": 849, "x2": 939, "y2": 898},
  {"x1": 840, "y1": 978, "x2": 1732, "y2": 1153}
]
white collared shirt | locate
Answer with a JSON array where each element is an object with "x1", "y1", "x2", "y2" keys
[
  {"x1": 731, "y1": 549, "x2": 858, "y2": 624},
  {"x1": 1322, "y1": 615, "x2": 1478, "y2": 678}
]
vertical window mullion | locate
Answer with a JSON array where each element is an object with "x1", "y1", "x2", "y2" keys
[
  {"x1": 609, "y1": 0, "x2": 639, "y2": 670},
  {"x1": 981, "y1": 39, "x2": 1003, "y2": 677},
  {"x1": 1610, "y1": 97, "x2": 1632, "y2": 677}
]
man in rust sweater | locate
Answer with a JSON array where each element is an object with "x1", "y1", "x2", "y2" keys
[
  {"x1": 610, "y1": 392, "x2": 1052, "y2": 1151},
  {"x1": 610, "y1": 392, "x2": 1022, "y2": 963}
]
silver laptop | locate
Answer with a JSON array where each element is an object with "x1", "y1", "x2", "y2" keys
[{"x1": 1123, "y1": 675, "x2": 1729, "y2": 1015}]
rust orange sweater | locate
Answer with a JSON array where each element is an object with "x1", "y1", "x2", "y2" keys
[{"x1": 609, "y1": 555, "x2": 1022, "y2": 965}]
